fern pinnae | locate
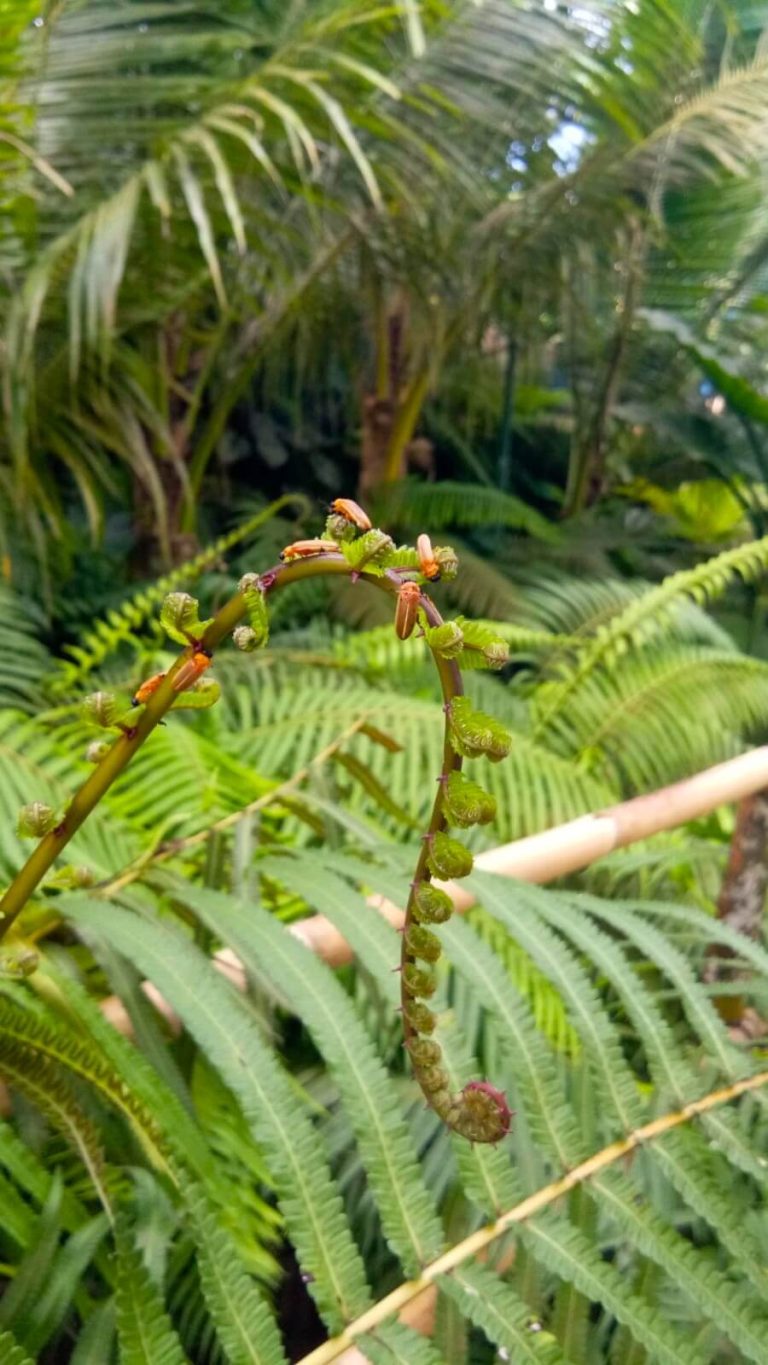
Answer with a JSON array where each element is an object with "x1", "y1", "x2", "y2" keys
[
  {"x1": 0, "y1": 1330, "x2": 36, "y2": 1365},
  {"x1": 534, "y1": 535, "x2": 768, "y2": 738},
  {"x1": 439, "y1": 916, "x2": 584, "y2": 1170},
  {"x1": 357, "y1": 1320, "x2": 448, "y2": 1365},
  {"x1": 440, "y1": 1262, "x2": 569, "y2": 1365},
  {"x1": 523, "y1": 1215, "x2": 708, "y2": 1365},
  {"x1": 62, "y1": 896, "x2": 372, "y2": 1331},
  {"x1": 114, "y1": 1218, "x2": 190, "y2": 1365},
  {"x1": 180, "y1": 884, "x2": 445, "y2": 1272}
]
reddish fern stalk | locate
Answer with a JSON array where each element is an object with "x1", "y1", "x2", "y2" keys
[{"x1": 1, "y1": 507, "x2": 513, "y2": 1142}]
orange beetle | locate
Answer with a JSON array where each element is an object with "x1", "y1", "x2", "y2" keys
[
  {"x1": 417, "y1": 533, "x2": 441, "y2": 582},
  {"x1": 280, "y1": 538, "x2": 339, "y2": 561},
  {"x1": 329, "y1": 498, "x2": 372, "y2": 531},
  {"x1": 132, "y1": 671, "x2": 167, "y2": 707},
  {"x1": 394, "y1": 581, "x2": 422, "y2": 640},
  {"x1": 172, "y1": 650, "x2": 213, "y2": 694}
]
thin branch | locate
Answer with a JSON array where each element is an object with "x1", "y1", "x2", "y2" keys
[{"x1": 296, "y1": 1069, "x2": 768, "y2": 1365}]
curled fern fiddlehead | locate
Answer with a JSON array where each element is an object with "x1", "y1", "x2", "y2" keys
[
  {"x1": 3, "y1": 499, "x2": 513, "y2": 1142},
  {"x1": 394, "y1": 586, "x2": 513, "y2": 1144}
]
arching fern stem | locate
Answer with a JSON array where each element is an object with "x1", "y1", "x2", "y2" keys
[{"x1": 0, "y1": 549, "x2": 510, "y2": 1143}]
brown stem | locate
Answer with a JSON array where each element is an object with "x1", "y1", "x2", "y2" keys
[
  {"x1": 0, "y1": 555, "x2": 395, "y2": 942},
  {"x1": 704, "y1": 789, "x2": 768, "y2": 1026}
]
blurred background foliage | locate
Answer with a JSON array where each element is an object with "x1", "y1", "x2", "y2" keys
[{"x1": 5, "y1": 1, "x2": 768, "y2": 1362}]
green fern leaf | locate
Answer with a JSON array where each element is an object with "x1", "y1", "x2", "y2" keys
[
  {"x1": 441, "y1": 1262, "x2": 568, "y2": 1363},
  {"x1": 181, "y1": 886, "x2": 444, "y2": 1273},
  {"x1": 180, "y1": 1178, "x2": 287, "y2": 1365},
  {"x1": 62, "y1": 897, "x2": 372, "y2": 1331},
  {"x1": 535, "y1": 535, "x2": 768, "y2": 736},
  {"x1": 524, "y1": 1214, "x2": 708, "y2": 1365},
  {"x1": 114, "y1": 1220, "x2": 189, "y2": 1365},
  {"x1": 373, "y1": 480, "x2": 558, "y2": 541},
  {"x1": 0, "y1": 1331, "x2": 36, "y2": 1365},
  {"x1": 358, "y1": 1320, "x2": 448, "y2": 1364}
]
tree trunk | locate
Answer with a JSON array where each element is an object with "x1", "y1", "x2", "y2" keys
[{"x1": 703, "y1": 790, "x2": 768, "y2": 1026}]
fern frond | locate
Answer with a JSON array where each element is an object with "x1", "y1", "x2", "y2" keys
[
  {"x1": 182, "y1": 885, "x2": 444, "y2": 1274},
  {"x1": 535, "y1": 534, "x2": 768, "y2": 736},
  {"x1": 179, "y1": 1179, "x2": 287, "y2": 1365},
  {"x1": 51, "y1": 496, "x2": 309, "y2": 696},
  {"x1": 543, "y1": 645, "x2": 768, "y2": 788},
  {"x1": 0, "y1": 1331, "x2": 35, "y2": 1365},
  {"x1": 523, "y1": 1214, "x2": 707, "y2": 1365},
  {"x1": 358, "y1": 1320, "x2": 447, "y2": 1365},
  {"x1": 114, "y1": 1220, "x2": 189, "y2": 1365},
  {"x1": 373, "y1": 480, "x2": 558, "y2": 542},
  {"x1": 441, "y1": 1262, "x2": 567, "y2": 1364},
  {"x1": 62, "y1": 896, "x2": 372, "y2": 1331}
]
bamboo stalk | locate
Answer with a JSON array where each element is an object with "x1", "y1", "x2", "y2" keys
[
  {"x1": 297, "y1": 1069, "x2": 768, "y2": 1365},
  {"x1": 287, "y1": 743, "x2": 768, "y2": 966}
]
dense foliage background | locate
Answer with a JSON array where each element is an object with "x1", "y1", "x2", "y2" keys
[{"x1": 4, "y1": 1, "x2": 768, "y2": 1361}]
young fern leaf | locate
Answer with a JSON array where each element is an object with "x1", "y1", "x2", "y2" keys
[
  {"x1": 2, "y1": 509, "x2": 516, "y2": 1143},
  {"x1": 394, "y1": 583, "x2": 512, "y2": 1143}
]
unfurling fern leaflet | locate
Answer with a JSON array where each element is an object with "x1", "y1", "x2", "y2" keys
[
  {"x1": 394, "y1": 585, "x2": 513, "y2": 1144},
  {"x1": 1, "y1": 496, "x2": 513, "y2": 1142}
]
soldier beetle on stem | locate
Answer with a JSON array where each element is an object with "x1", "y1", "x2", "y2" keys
[
  {"x1": 132, "y1": 650, "x2": 212, "y2": 706},
  {"x1": 417, "y1": 533, "x2": 441, "y2": 581},
  {"x1": 280, "y1": 539, "x2": 339, "y2": 561},
  {"x1": 394, "y1": 581, "x2": 422, "y2": 640},
  {"x1": 329, "y1": 497, "x2": 372, "y2": 531}
]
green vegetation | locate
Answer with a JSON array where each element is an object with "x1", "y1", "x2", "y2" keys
[{"x1": 3, "y1": 1, "x2": 768, "y2": 1361}]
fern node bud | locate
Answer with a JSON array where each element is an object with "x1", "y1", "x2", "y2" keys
[
  {"x1": 425, "y1": 621, "x2": 464, "y2": 658},
  {"x1": 72, "y1": 865, "x2": 95, "y2": 888},
  {"x1": 453, "y1": 1081, "x2": 513, "y2": 1144},
  {"x1": 448, "y1": 697, "x2": 512, "y2": 762},
  {"x1": 241, "y1": 581, "x2": 269, "y2": 646},
  {"x1": 412, "y1": 883, "x2": 454, "y2": 924},
  {"x1": 441, "y1": 771, "x2": 496, "y2": 827},
  {"x1": 402, "y1": 963, "x2": 437, "y2": 998},
  {"x1": 405, "y1": 924, "x2": 442, "y2": 963},
  {"x1": 238, "y1": 573, "x2": 260, "y2": 593},
  {"x1": 482, "y1": 640, "x2": 510, "y2": 670},
  {"x1": 233, "y1": 626, "x2": 259, "y2": 652},
  {"x1": 406, "y1": 1038, "x2": 443, "y2": 1066},
  {"x1": 17, "y1": 801, "x2": 57, "y2": 838},
  {"x1": 420, "y1": 1064, "x2": 450, "y2": 1094},
  {"x1": 82, "y1": 691, "x2": 119, "y2": 728},
  {"x1": 160, "y1": 592, "x2": 211, "y2": 646},
  {"x1": 85, "y1": 740, "x2": 111, "y2": 763},
  {"x1": 433, "y1": 546, "x2": 459, "y2": 581},
  {"x1": 343, "y1": 528, "x2": 396, "y2": 572},
  {"x1": 325, "y1": 513, "x2": 357, "y2": 543},
  {"x1": 426, "y1": 832, "x2": 474, "y2": 880},
  {"x1": 403, "y1": 1001, "x2": 436, "y2": 1033},
  {"x1": 0, "y1": 944, "x2": 39, "y2": 978}
]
